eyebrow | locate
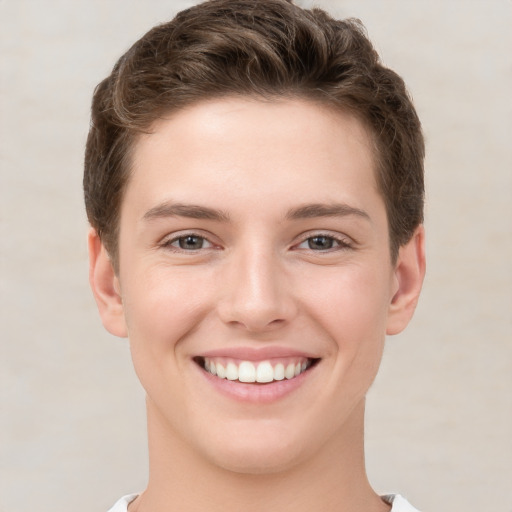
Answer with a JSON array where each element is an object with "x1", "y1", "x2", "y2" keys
[
  {"x1": 285, "y1": 203, "x2": 371, "y2": 221},
  {"x1": 142, "y1": 202, "x2": 231, "y2": 222},
  {"x1": 142, "y1": 201, "x2": 370, "y2": 223}
]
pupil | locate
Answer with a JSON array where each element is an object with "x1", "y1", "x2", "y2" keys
[
  {"x1": 309, "y1": 236, "x2": 333, "y2": 250},
  {"x1": 179, "y1": 235, "x2": 203, "y2": 249}
]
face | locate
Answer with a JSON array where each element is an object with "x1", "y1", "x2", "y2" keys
[{"x1": 91, "y1": 97, "x2": 424, "y2": 474}]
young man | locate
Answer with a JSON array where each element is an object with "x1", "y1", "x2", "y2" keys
[{"x1": 84, "y1": 1, "x2": 426, "y2": 511}]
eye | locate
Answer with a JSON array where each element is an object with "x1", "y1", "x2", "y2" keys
[
  {"x1": 165, "y1": 234, "x2": 214, "y2": 251},
  {"x1": 295, "y1": 234, "x2": 351, "y2": 251},
  {"x1": 306, "y1": 235, "x2": 336, "y2": 250}
]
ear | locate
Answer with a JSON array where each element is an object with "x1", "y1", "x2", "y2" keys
[
  {"x1": 386, "y1": 225, "x2": 426, "y2": 335},
  {"x1": 88, "y1": 228, "x2": 128, "y2": 338}
]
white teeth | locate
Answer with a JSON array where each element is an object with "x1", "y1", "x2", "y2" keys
[
  {"x1": 273, "y1": 363, "x2": 285, "y2": 381},
  {"x1": 285, "y1": 363, "x2": 296, "y2": 379},
  {"x1": 203, "y1": 357, "x2": 313, "y2": 383},
  {"x1": 256, "y1": 361, "x2": 274, "y2": 383},
  {"x1": 226, "y1": 362, "x2": 239, "y2": 381},
  {"x1": 239, "y1": 361, "x2": 256, "y2": 382},
  {"x1": 216, "y1": 362, "x2": 226, "y2": 379}
]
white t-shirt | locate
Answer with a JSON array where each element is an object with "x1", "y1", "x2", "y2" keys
[{"x1": 108, "y1": 493, "x2": 421, "y2": 511}]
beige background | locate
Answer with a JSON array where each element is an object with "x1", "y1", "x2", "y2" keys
[{"x1": 1, "y1": 1, "x2": 511, "y2": 511}]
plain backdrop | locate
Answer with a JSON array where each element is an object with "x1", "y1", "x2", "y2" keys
[{"x1": 1, "y1": 1, "x2": 511, "y2": 511}]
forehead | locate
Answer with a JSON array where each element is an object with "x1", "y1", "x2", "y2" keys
[{"x1": 125, "y1": 97, "x2": 381, "y2": 219}]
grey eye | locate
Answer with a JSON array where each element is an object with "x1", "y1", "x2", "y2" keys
[
  {"x1": 176, "y1": 235, "x2": 206, "y2": 250},
  {"x1": 307, "y1": 236, "x2": 335, "y2": 250}
]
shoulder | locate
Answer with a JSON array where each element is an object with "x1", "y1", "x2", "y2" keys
[
  {"x1": 381, "y1": 494, "x2": 421, "y2": 512},
  {"x1": 106, "y1": 494, "x2": 139, "y2": 512}
]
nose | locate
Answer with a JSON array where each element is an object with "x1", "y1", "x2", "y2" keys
[{"x1": 217, "y1": 246, "x2": 298, "y2": 333}]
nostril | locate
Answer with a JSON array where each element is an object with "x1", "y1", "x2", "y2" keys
[{"x1": 226, "y1": 317, "x2": 288, "y2": 333}]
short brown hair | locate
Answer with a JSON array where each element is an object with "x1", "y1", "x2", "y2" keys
[{"x1": 84, "y1": 0, "x2": 424, "y2": 269}]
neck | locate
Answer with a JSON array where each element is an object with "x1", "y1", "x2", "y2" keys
[{"x1": 130, "y1": 398, "x2": 389, "y2": 512}]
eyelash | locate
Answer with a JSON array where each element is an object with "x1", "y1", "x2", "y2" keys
[
  {"x1": 161, "y1": 232, "x2": 352, "y2": 253},
  {"x1": 294, "y1": 233, "x2": 353, "y2": 252},
  {"x1": 161, "y1": 233, "x2": 216, "y2": 252}
]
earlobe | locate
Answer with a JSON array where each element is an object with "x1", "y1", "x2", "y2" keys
[
  {"x1": 386, "y1": 225, "x2": 426, "y2": 335},
  {"x1": 88, "y1": 228, "x2": 128, "y2": 338}
]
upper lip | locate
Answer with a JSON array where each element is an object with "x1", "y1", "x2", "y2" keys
[{"x1": 197, "y1": 346, "x2": 319, "y2": 361}]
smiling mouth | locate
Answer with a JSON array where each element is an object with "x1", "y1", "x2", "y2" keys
[{"x1": 195, "y1": 357, "x2": 320, "y2": 384}]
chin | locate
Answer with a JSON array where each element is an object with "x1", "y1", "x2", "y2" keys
[
  {"x1": 199, "y1": 424, "x2": 312, "y2": 475},
  {"x1": 210, "y1": 445, "x2": 303, "y2": 476}
]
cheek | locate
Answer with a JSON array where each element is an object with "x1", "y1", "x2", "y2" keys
[
  {"x1": 120, "y1": 265, "x2": 215, "y2": 363},
  {"x1": 299, "y1": 264, "x2": 391, "y2": 400},
  {"x1": 300, "y1": 264, "x2": 392, "y2": 346},
  {"x1": 119, "y1": 267, "x2": 218, "y2": 417},
  {"x1": 306, "y1": 267, "x2": 391, "y2": 409}
]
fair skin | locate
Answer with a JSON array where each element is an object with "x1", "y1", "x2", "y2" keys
[{"x1": 89, "y1": 97, "x2": 425, "y2": 512}]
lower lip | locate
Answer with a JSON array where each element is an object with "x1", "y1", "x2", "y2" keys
[{"x1": 196, "y1": 363, "x2": 317, "y2": 404}]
